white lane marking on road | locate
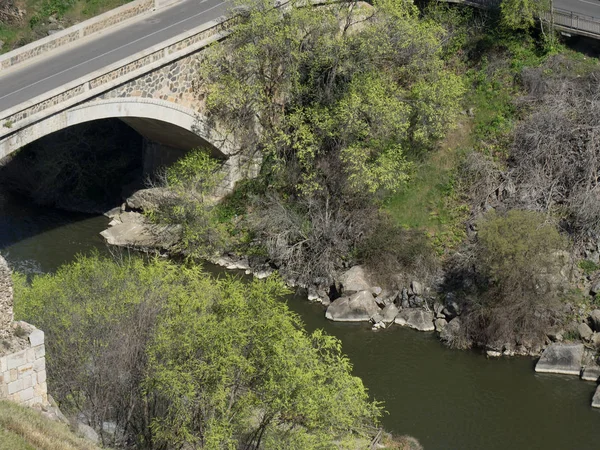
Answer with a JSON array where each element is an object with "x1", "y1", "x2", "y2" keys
[
  {"x1": 577, "y1": 0, "x2": 600, "y2": 6},
  {"x1": 0, "y1": 1, "x2": 225, "y2": 103}
]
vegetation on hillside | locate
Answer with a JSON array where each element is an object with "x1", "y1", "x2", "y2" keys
[{"x1": 0, "y1": 400, "x2": 101, "y2": 450}]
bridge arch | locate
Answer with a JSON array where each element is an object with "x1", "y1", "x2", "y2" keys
[{"x1": 0, "y1": 98, "x2": 235, "y2": 161}]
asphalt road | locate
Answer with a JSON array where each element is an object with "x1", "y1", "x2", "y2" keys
[
  {"x1": 0, "y1": 0, "x2": 227, "y2": 113},
  {"x1": 554, "y1": 0, "x2": 600, "y2": 18}
]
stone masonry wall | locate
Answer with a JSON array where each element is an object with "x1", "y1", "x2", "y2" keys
[
  {"x1": 0, "y1": 325, "x2": 48, "y2": 407},
  {"x1": 0, "y1": 255, "x2": 48, "y2": 407},
  {"x1": 0, "y1": 256, "x2": 13, "y2": 339}
]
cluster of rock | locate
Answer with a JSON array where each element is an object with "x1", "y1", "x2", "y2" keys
[
  {"x1": 534, "y1": 342, "x2": 600, "y2": 409},
  {"x1": 320, "y1": 266, "x2": 457, "y2": 334},
  {"x1": 100, "y1": 188, "x2": 182, "y2": 252}
]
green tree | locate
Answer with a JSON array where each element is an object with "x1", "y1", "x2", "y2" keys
[
  {"x1": 500, "y1": 0, "x2": 551, "y2": 31},
  {"x1": 147, "y1": 275, "x2": 381, "y2": 450},
  {"x1": 14, "y1": 255, "x2": 381, "y2": 448}
]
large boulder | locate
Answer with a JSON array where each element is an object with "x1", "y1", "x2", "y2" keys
[
  {"x1": 578, "y1": 322, "x2": 594, "y2": 341},
  {"x1": 590, "y1": 309, "x2": 600, "y2": 332},
  {"x1": 380, "y1": 303, "x2": 399, "y2": 323},
  {"x1": 100, "y1": 220, "x2": 181, "y2": 251},
  {"x1": 126, "y1": 188, "x2": 178, "y2": 212},
  {"x1": 336, "y1": 266, "x2": 372, "y2": 295},
  {"x1": 535, "y1": 343, "x2": 584, "y2": 376},
  {"x1": 394, "y1": 309, "x2": 434, "y2": 332},
  {"x1": 325, "y1": 291, "x2": 379, "y2": 322},
  {"x1": 593, "y1": 385, "x2": 600, "y2": 409},
  {"x1": 582, "y1": 363, "x2": 600, "y2": 382}
]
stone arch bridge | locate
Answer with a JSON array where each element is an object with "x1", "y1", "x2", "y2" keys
[{"x1": 0, "y1": 6, "x2": 255, "y2": 192}]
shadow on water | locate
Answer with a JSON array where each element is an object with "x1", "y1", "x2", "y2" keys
[{"x1": 0, "y1": 118, "x2": 146, "y2": 272}]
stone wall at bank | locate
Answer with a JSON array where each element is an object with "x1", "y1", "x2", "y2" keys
[{"x1": 0, "y1": 255, "x2": 48, "y2": 407}]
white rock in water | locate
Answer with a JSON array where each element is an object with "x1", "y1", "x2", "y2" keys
[
  {"x1": 535, "y1": 343, "x2": 584, "y2": 376},
  {"x1": 326, "y1": 290, "x2": 379, "y2": 322},
  {"x1": 394, "y1": 309, "x2": 434, "y2": 332}
]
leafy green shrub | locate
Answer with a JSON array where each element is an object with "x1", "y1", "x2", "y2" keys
[
  {"x1": 456, "y1": 210, "x2": 569, "y2": 348},
  {"x1": 147, "y1": 149, "x2": 229, "y2": 258},
  {"x1": 579, "y1": 259, "x2": 599, "y2": 275}
]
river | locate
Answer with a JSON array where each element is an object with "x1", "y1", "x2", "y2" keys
[{"x1": 1, "y1": 190, "x2": 600, "y2": 450}]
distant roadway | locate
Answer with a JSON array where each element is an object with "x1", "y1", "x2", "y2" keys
[
  {"x1": 0, "y1": 0, "x2": 227, "y2": 113},
  {"x1": 554, "y1": 0, "x2": 600, "y2": 19}
]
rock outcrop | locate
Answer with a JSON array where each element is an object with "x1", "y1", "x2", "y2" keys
[
  {"x1": 336, "y1": 266, "x2": 372, "y2": 295},
  {"x1": 535, "y1": 343, "x2": 584, "y2": 376},
  {"x1": 394, "y1": 309, "x2": 435, "y2": 332},
  {"x1": 325, "y1": 291, "x2": 379, "y2": 322}
]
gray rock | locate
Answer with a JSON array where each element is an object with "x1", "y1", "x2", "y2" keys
[
  {"x1": 411, "y1": 280, "x2": 424, "y2": 296},
  {"x1": 433, "y1": 302, "x2": 444, "y2": 318},
  {"x1": 581, "y1": 363, "x2": 600, "y2": 382},
  {"x1": 394, "y1": 309, "x2": 435, "y2": 332},
  {"x1": 401, "y1": 288, "x2": 409, "y2": 302},
  {"x1": 578, "y1": 322, "x2": 594, "y2": 341},
  {"x1": 126, "y1": 188, "x2": 178, "y2": 212},
  {"x1": 371, "y1": 286, "x2": 383, "y2": 296},
  {"x1": 440, "y1": 317, "x2": 461, "y2": 342},
  {"x1": 325, "y1": 291, "x2": 379, "y2": 322},
  {"x1": 535, "y1": 343, "x2": 584, "y2": 376},
  {"x1": 434, "y1": 318, "x2": 447, "y2": 332},
  {"x1": 590, "y1": 280, "x2": 600, "y2": 296},
  {"x1": 337, "y1": 266, "x2": 372, "y2": 295},
  {"x1": 100, "y1": 220, "x2": 181, "y2": 251},
  {"x1": 371, "y1": 312, "x2": 383, "y2": 324},
  {"x1": 76, "y1": 422, "x2": 99, "y2": 444},
  {"x1": 381, "y1": 303, "x2": 399, "y2": 323},
  {"x1": 411, "y1": 296, "x2": 424, "y2": 307},
  {"x1": 593, "y1": 385, "x2": 600, "y2": 408},
  {"x1": 401, "y1": 298, "x2": 410, "y2": 309},
  {"x1": 103, "y1": 206, "x2": 122, "y2": 219},
  {"x1": 590, "y1": 310, "x2": 600, "y2": 332}
]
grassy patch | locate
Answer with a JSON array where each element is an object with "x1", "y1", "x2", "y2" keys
[
  {"x1": 0, "y1": 0, "x2": 131, "y2": 53},
  {"x1": 384, "y1": 121, "x2": 471, "y2": 253},
  {"x1": 0, "y1": 401, "x2": 101, "y2": 450}
]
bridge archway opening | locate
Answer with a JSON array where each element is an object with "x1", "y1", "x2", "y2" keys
[{"x1": 0, "y1": 100, "x2": 228, "y2": 213}]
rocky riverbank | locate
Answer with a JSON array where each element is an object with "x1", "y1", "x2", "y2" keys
[{"x1": 100, "y1": 187, "x2": 600, "y2": 411}]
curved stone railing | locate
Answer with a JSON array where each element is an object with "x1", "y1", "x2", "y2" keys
[{"x1": 0, "y1": 17, "x2": 232, "y2": 149}]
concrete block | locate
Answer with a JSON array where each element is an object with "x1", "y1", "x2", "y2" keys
[
  {"x1": 22, "y1": 374, "x2": 32, "y2": 389},
  {"x1": 33, "y1": 359, "x2": 44, "y2": 372},
  {"x1": 37, "y1": 370, "x2": 46, "y2": 384},
  {"x1": 19, "y1": 387, "x2": 33, "y2": 402},
  {"x1": 7, "y1": 350, "x2": 27, "y2": 370},
  {"x1": 7, "y1": 379, "x2": 22, "y2": 395},
  {"x1": 34, "y1": 345, "x2": 45, "y2": 358},
  {"x1": 9, "y1": 369, "x2": 17, "y2": 382},
  {"x1": 26, "y1": 348, "x2": 35, "y2": 362},
  {"x1": 18, "y1": 363, "x2": 33, "y2": 375},
  {"x1": 28, "y1": 329, "x2": 44, "y2": 347},
  {"x1": 0, "y1": 356, "x2": 6, "y2": 372}
]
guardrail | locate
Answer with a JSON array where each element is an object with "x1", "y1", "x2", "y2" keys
[
  {"x1": 442, "y1": 0, "x2": 600, "y2": 38},
  {"x1": 0, "y1": 16, "x2": 233, "y2": 141},
  {"x1": 542, "y1": 8, "x2": 600, "y2": 38}
]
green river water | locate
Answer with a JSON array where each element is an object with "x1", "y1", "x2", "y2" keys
[{"x1": 1, "y1": 190, "x2": 600, "y2": 450}]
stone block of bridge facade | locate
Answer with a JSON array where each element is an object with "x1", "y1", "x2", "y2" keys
[{"x1": 0, "y1": 256, "x2": 49, "y2": 408}]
